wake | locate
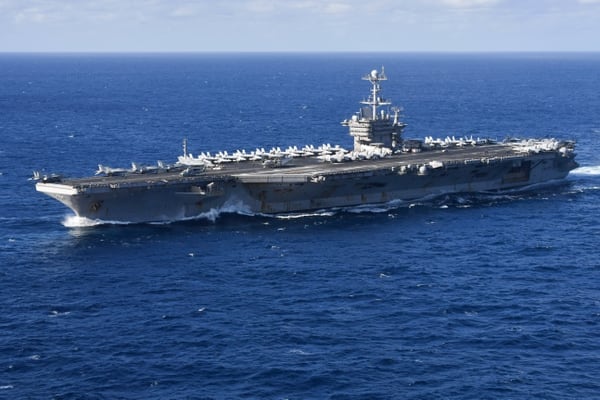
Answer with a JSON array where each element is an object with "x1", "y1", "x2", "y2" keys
[
  {"x1": 570, "y1": 165, "x2": 600, "y2": 176},
  {"x1": 61, "y1": 200, "x2": 255, "y2": 227}
]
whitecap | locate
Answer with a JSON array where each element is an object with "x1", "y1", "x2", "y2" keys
[
  {"x1": 178, "y1": 204, "x2": 247, "y2": 223},
  {"x1": 288, "y1": 349, "x2": 311, "y2": 356},
  {"x1": 0, "y1": 385, "x2": 14, "y2": 390},
  {"x1": 49, "y1": 310, "x2": 71, "y2": 317},
  {"x1": 62, "y1": 215, "x2": 130, "y2": 227},
  {"x1": 347, "y1": 205, "x2": 390, "y2": 214},
  {"x1": 155, "y1": 199, "x2": 256, "y2": 224},
  {"x1": 273, "y1": 210, "x2": 335, "y2": 219},
  {"x1": 571, "y1": 165, "x2": 600, "y2": 176}
]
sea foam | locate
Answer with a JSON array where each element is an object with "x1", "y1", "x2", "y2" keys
[
  {"x1": 62, "y1": 215, "x2": 132, "y2": 227},
  {"x1": 571, "y1": 165, "x2": 600, "y2": 176}
]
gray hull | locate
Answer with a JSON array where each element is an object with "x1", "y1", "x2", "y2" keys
[{"x1": 36, "y1": 143, "x2": 578, "y2": 223}]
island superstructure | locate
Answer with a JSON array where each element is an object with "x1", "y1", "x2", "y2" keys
[{"x1": 35, "y1": 68, "x2": 578, "y2": 223}]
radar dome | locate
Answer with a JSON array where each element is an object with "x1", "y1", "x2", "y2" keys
[{"x1": 370, "y1": 69, "x2": 378, "y2": 79}]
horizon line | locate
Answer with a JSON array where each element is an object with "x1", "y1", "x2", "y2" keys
[{"x1": 2, "y1": 50, "x2": 600, "y2": 55}]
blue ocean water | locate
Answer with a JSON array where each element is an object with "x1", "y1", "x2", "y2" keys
[{"x1": 1, "y1": 53, "x2": 600, "y2": 399}]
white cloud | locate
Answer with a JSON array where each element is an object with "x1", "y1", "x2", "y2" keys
[
  {"x1": 245, "y1": 0, "x2": 277, "y2": 13},
  {"x1": 14, "y1": 7, "x2": 49, "y2": 23},
  {"x1": 169, "y1": 5, "x2": 200, "y2": 18},
  {"x1": 440, "y1": 0, "x2": 501, "y2": 8},
  {"x1": 322, "y1": 2, "x2": 352, "y2": 14},
  {"x1": 235, "y1": 0, "x2": 353, "y2": 16},
  {"x1": 1, "y1": 0, "x2": 600, "y2": 51}
]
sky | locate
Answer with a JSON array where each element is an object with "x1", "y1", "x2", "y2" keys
[{"x1": 1, "y1": 0, "x2": 600, "y2": 52}]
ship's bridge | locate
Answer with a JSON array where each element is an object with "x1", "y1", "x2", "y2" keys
[{"x1": 342, "y1": 68, "x2": 406, "y2": 152}]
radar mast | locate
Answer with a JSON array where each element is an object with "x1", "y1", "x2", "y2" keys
[{"x1": 362, "y1": 67, "x2": 391, "y2": 121}]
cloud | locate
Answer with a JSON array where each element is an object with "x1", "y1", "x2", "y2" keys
[
  {"x1": 2, "y1": 0, "x2": 600, "y2": 52},
  {"x1": 323, "y1": 2, "x2": 352, "y2": 14},
  {"x1": 2, "y1": 0, "x2": 168, "y2": 25},
  {"x1": 440, "y1": 0, "x2": 501, "y2": 8},
  {"x1": 245, "y1": 0, "x2": 277, "y2": 13},
  {"x1": 169, "y1": 5, "x2": 200, "y2": 18},
  {"x1": 235, "y1": 0, "x2": 353, "y2": 16},
  {"x1": 13, "y1": 2, "x2": 129, "y2": 24},
  {"x1": 14, "y1": 7, "x2": 49, "y2": 23},
  {"x1": 9, "y1": 1, "x2": 75, "y2": 24}
]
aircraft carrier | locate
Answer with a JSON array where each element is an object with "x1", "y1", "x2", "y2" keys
[{"x1": 35, "y1": 68, "x2": 578, "y2": 223}]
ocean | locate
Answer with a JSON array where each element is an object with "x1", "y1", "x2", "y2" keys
[{"x1": 1, "y1": 52, "x2": 600, "y2": 399}]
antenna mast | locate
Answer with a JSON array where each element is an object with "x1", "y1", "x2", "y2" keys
[{"x1": 361, "y1": 67, "x2": 391, "y2": 120}]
